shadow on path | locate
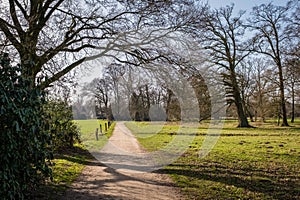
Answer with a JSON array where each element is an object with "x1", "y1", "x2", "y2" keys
[
  {"x1": 60, "y1": 122, "x2": 185, "y2": 200},
  {"x1": 61, "y1": 159, "x2": 184, "y2": 200}
]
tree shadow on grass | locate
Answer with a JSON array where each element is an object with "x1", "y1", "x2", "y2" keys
[
  {"x1": 30, "y1": 146, "x2": 96, "y2": 199},
  {"x1": 162, "y1": 162, "x2": 300, "y2": 199},
  {"x1": 55, "y1": 146, "x2": 95, "y2": 160}
]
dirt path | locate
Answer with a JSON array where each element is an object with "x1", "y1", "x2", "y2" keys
[{"x1": 62, "y1": 122, "x2": 185, "y2": 200}]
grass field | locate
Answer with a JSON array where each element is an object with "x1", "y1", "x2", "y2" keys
[
  {"x1": 126, "y1": 120, "x2": 300, "y2": 199},
  {"x1": 75, "y1": 119, "x2": 116, "y2": 151}
]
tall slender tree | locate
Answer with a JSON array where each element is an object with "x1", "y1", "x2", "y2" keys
[
  {"x1": 248, "y1": 1, "x2": 296, "y2": 126},
  {"x1": 285, "y1": 58, "x2": 300, "y2": 123}
]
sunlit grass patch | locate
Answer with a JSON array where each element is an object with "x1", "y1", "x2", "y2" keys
[
  {"x1": 126, "y1": 121, "x2": 180, "y2": 151},
  {"x1": 74, "y1": 119, "x2": 116, "y2": 151},
  {"x1": 50, "y1": 143, "x2": 93, "y2": 188},
  {"x1": 33, "y1": 144, "x2": 92, "y2": 199},
  {"x1": 51, "y1": 157, "x2": 85, "y2": 186},
  {"x1": 127, "y1": 120, "x2": 300, "y2": 199}
]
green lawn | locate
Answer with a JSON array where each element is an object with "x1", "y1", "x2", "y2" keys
[
  {"x1": 126, "y1": 120, "x2": 300, "y2": 200},
  {"x1": 75, "y1": 119, "x2": 115, "y2": 151}
]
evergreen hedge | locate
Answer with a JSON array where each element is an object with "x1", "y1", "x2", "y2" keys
[{"x1": 0, "y1": 53, "x2": 52, "y2": 199}]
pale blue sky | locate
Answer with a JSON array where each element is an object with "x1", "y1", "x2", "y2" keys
[{"x1": 208, "y1": 0, "x2": 287, "y2": 13}]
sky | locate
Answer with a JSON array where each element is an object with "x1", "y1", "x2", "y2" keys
[{"x1": 208, "y1": 0, "x2": 287, "y2": 13}]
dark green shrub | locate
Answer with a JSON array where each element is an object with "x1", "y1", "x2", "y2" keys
[
  {"x1": 0, "y1": 53, "x2": 52, "y2": 199},
  {"x1": 44, "y1": 99, "x2": 81, "y2": 149}
]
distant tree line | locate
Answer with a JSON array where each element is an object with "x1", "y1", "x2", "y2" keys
[{"x1": 81, "y1": 63, "x2": 213, "y2": 122}]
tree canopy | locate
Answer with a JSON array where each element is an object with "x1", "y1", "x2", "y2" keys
[{"x1": 0, "y1": 0, "x2": 198, "y2": 88}]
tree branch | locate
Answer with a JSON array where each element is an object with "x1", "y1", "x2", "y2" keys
[
  {"x1": 39, "y1": 57, "x2": 86, "y2": 89},
  {"x1": 8, "y1": 0, "x2": 24, "y2": 38},
  {"x1": 0, "y1": 18, "x2": 22, "y2": 51}
]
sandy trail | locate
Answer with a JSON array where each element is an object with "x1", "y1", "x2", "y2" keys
[{"x1": 62, "y1": 122, "x2": 185, "y2": 200}]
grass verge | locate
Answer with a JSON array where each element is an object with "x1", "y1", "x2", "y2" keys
[
  {"x1": 33, "y1": 119, "x2": 116, "y2": 199},
  {"x1": 75, "y1": 119, "x2": 116, "y2": 151},
  {"x1": 32, "y1": 144, "x2": 93, "y2": 199}
]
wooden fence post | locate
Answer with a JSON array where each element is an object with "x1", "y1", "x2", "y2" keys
[
  {"x1": 95, "y1": 128, "x2": 99, "y2": 141},
  {"x1": 105, "y1": 123, "x2": 108, "y2": 132},
  {"x1": 100, "y1": 124, "x2": 103, "y2": 135}
]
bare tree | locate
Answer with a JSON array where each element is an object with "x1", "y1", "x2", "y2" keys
[
  {"x1": 242, "y1": 57, "x2": 275, "y2": 122},
  {"x1": 247, "y1": 1, "x2": 296, "y2": 126},
  {"x1": 188, "y1": 73, "x2": 211, "y2": 121},
  {"x1": 0, "y1": 0, "x2": 196, "y2": 89},
  {"x1": 83, "y1": 77, "x2": 112, "y2": 120},
  {"x1": 129, "y1": 85, "x2": 152, "y2": 121},
  {"x1": 236, "y1": 61, "x2": 255, "y2": 122},
  {"x1": 196, "y1": 4, "x2": 251, "y2": 127},
  {"x1": 285, "y1": 58, "x2": 300, "y2": 123},
  {"x1": 286, "y1": 2, "x2": 300, "y2": 122},
  {"x1": 105, "y1": 63, "x2": 126, "y2": 119}
]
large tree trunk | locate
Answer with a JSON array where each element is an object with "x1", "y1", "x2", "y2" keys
[
  {"x1": 246, "y1": 107, "x2": 254, "y2": 122},
  {"x1": 165, "y1": 89, "x2": 172, "y2": 121},
  {"x1": 231, "y1": 69, "x2": 250, "y2": 127},
  {"x1": 278, "y1": 63, "x2": 289, "y2": 126},
  {"x1": 234, "y1": 94, "x2": 250, "y2": 127},
  {"x1": 144, "y1": 85, "x2": 151, "y2": 121},
  {"x1": 291, "y1": 83, "x2": 295, "y2": 123}
]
